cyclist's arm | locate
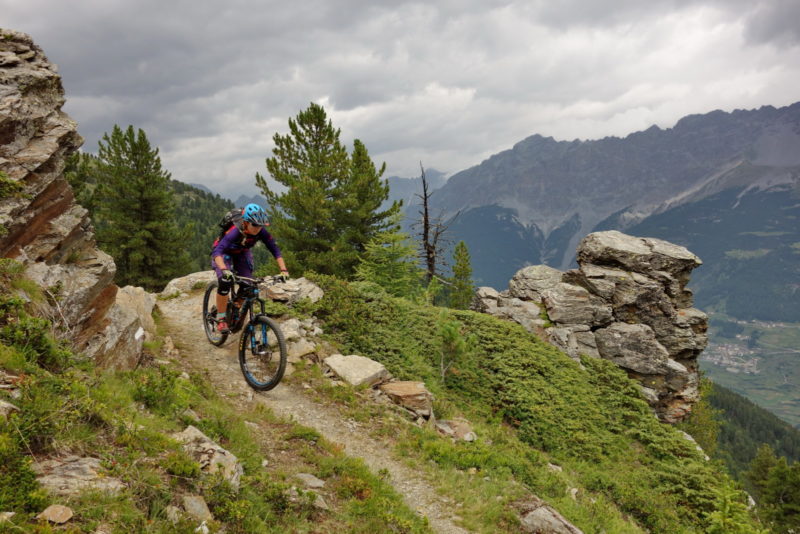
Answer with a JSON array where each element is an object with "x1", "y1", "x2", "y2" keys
[{"x1": 259, "y1": 229, "x2": 288, "y2": 274}]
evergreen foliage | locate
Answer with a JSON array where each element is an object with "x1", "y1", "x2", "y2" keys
[
  {"x1": 355, "y1": 215, "x2": 421, "y2": 297},
  {"x1": 64, "y1": 151, "x2": 100, "y2": 211},
  {"x1": 256, "y1": 103, "x2": 400, "y2": 277},
  {"x1": 678, "y1": 377, "x2": 720, "y2": 458},
  {"x1": 761, "y1": 458, "x2": 800, "y2": 532},
  {"x1": 449, "y1": 240, "x2": 474, "y2": 310},
  {"x1": 708, "y1": 383, "x2": 800, "y2": 477},
  {"x1": 747, "y1": 444, "x2": 779, "y2": 501},
  {"x1": 93, "y1": 125, "x2": 190, "y2": 290}
]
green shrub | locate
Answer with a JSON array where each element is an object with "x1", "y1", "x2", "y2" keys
[
  {"x1": 0, "y1": 431, "x2": 49, "y2": 512},
  {"x1": 0, "y1": 170, "x2": 24, "y2": 200},
  {"x1": 160, "y1": 450, "x2": 201, "y2": 479}
]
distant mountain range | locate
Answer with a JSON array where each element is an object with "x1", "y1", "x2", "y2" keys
[{"x1": 428, "y1": 103, "x2": 800, "y2": 298}]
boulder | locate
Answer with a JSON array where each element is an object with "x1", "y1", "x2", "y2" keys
[
  {"x1": 117, "y1": 286, "x2": 156, "y2": 335},
  {"x1": 287, "y1": 338, "x2": 317, "y2": 363},
  {"x1": 379, "y1": 381, "x2": 434, "y2": 418},
  {"x1": 33, "y1": 456, "x2": 125, "y2": 496},
  {"x1": 594, "y1": 323, "x2": 671, "y2": 375},
  {"x1": 160, "y1": 271, "x2": 216, "y2": 296},
  {"x1": 577, "y1": 230, "x2": 701, "y2": 284},
  {"x1": 436, "y1": 419, "x2": 477, "y2": 442},
  {"x1": 294, "y1": 473, "x2": 326, "y2": 489},
  {"x1": 508, "y1": 265, "x2": 563, "y2": 301},
  {"x1": 323, "y1": 354, "x2": 389, "y2": 387},
  {"x1": 517, "y1": 496, "x2": 583, "y2": 534},
  {"x1": 471, "y1": 230, "x2": 707, "y2": 423},
  {"x1": 36, "y1": 505, "x2": 73, "y2": 524},
  {"x1": 541, "y1": 283, "x2": 612, "y2": 327},
  {"x1": 173, "y1": 426, "x2": 243, "y2": 490},
  {"x1": 264, "y1": 277, "x2": 323, "y2": 304},
  {"x1": 182, "y1": 495, "x2": 213, "y2": 522}
]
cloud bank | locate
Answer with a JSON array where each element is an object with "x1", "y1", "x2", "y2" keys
[{"x1": 4, "y1": 0, "x2": 799, "y2": 196}]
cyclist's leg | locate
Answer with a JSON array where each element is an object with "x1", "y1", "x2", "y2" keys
[
  {"x1": 231, "y1": 253, "x2": 253, "y2": 309},
  {"x1": 212, "y1": 255, "x2": 234, "y2": 328}
]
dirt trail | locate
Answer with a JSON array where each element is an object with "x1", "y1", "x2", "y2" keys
[{"x1": 157, "y1": 291, "x2": 471, "y2": 534}]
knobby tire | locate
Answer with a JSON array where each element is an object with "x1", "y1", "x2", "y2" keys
[
  {"x1": 239, "y1": 315, "x2": 287, "y2": 391},
  {"x1": 202, "y1": 281, "x2": 228, "y2": 346}
]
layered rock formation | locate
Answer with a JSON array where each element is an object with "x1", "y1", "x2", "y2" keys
[
  {"x1": 473, "y1": 230, "x2": 708, "y2": 423},
  {"x1": 1, "y1": 29, "x2": 149, "y2": 368}
]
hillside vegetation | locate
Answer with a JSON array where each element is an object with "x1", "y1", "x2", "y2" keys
[
  {"x1": 306, "y1": 274, "x2": 763, "y2": 533},
  {"x1": 0, "y1": 260, "x2": 431, "y2": 533}
]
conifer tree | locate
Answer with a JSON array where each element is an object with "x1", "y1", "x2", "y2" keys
[
  {"x1": 747, "y1": 444, "x2": 779, "y2": 502},
  {"x1": 355, "y1": 216, "x2": 420, "y2": 297},
  {"x1": 449, "y1": 240, "x2": 474, "y2": 309},
  {"x1": 256, "y1": 103, "x2": 399, "y2": 277},
  {"x1": 94, "y1": 125, "x2": 190, "y2": 290}
]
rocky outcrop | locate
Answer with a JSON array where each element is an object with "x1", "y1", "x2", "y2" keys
[
  {"x1": 472, "y1": 231, "x2": 708, "y2": 423},
  {"x1": 0, "y1": 29, "x2": 148, "y2": 368}
]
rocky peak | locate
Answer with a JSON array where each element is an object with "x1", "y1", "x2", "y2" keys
[
  {"x1": 0, "y1": 29, "x2": 150, "y2": 369},
  {"x1": 473, "y1": 230, "x2": 708, "y2": 423}
]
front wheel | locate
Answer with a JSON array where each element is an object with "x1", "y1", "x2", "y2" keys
[
  {"x1": 203, "y1": 281, "x2": 228, "y2": 346},
  {"x1": 239, "y1": 315, "x2": 287, "y2": 391}
]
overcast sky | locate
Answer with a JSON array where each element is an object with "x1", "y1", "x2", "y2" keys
[{"x1": 4, "y1": 0, "x2": 800, "y2": 197}]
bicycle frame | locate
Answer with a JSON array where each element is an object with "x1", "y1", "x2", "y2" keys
[{"x1": 226, "y1": 279, "x2": 266, "y2": 334}]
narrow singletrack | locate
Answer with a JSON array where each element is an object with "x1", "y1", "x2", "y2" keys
[{"x1": 157, "y1": 290, "x2": 471, "y2": 534}]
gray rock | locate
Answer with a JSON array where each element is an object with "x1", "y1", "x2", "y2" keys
[
  {"x1": 173, "y1": 426, "x2": 243, "y2": 490},
  {"x1": 294, "y1": 473, "x2": 326, "y2": 489},
  {"x1": 182, "y1": 495, "x2": 213, "y2": 522},
  {"x1": 264, "y1": 277, "x2": 323, "y2": 305},
  {"x1": 542, "y1": 283, "x2": 613, "y2": 327},
  {"x1": 280, "y1": 318, "x2": 303, "y2": 341},
  {"x1": 436, "y1": 419, "x2": 476, "y2": 441},
  {"x1": 323, "y1": 354, "x2": 389, "y2": 387},
  {"x1": 160, "y1": 271, "x2": 216, "y2": 296},
  {"x1": 508, "y1": 265, "x2": 563, "y2": 301},
  {"x1": 165, "y1": 505, "x2": 182, "y2": 524},
  {"x1": 517, "y1": 497, "x2": 584, "y2": 534},
  {"x1": 287, "y1": 338, "x2": 316, "y2": 363},
  {"x1": 379, "y1": 381, "x2": 434, "y2": 418},
  {"x1": 0, "y1": 399, "x2": 19, "y2": 419},
  {"x1": 594, "y1": 323, "x2": 671, "y2": 374},
  {"x1": 36, "y1": 504, "x2": 73, "y2": 524},
  {"x1": 33, "y1": 456, "x2": 125, "y2": 496},
  {"x1": 546, "y1": 325, "x2": 599, "y2": 361},
  {"x1": 577, "y1": 231, "x2": 701, "y2": 282}
]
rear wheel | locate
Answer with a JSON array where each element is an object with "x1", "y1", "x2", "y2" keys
[
  {"x1": 203, "y1": 281, "x2": 228, "y2": 346},
  {"x1": 239, "y1": 315, "x2": 287, "y2": 391}
]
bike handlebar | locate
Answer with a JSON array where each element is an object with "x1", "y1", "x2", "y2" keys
[{"x1": 231, "y1": 274, "x2": 286, "y2": 286}]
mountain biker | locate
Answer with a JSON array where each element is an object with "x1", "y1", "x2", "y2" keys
[{"x1": 211, "y1": 203, "x2": 289, "y2": 333}]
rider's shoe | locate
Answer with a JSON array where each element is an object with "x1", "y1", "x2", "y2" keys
[{"x1": 217, "y1": 319, "x2": 230, "y2": 334}]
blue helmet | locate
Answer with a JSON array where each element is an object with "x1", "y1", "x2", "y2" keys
[{"x1": 242, "y1": 203, "x2": 270, "y2": 226}]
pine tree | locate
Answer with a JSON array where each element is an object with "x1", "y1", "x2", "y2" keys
[
  {"x1": 336, "y1": 139, "x2": 402, "y2": 272},
  {"x1": 256, "y1": 104, "x2": 399, "y2": 277},
  {"x1": 355, "y1": 216, "x2": 420, "y2": 297},
  {"x1": 762, "y1": 458, "x2": 800, "y2": 532},
  {"x1": 94, "y1": 125, "x2": 190, "y2": 290},
  {"x1": 747, "y1": 444, "x2": 779, "y2": 502},
  {"x1": 449, "y1": 240, "x2": 474, "y2": 310}
]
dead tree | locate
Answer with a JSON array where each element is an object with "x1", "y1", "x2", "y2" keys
[{"x1": 413, "y1": 163, "x2": 459, "y2": 284}]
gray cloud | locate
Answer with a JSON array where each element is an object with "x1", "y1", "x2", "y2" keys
[{"x1": 3, "y1": 0, "x2": 800, "y2": 196}]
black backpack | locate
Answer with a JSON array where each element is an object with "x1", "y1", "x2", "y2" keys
[{"x1": 211, "y1": 207, "x2": 244, "y2": 250}]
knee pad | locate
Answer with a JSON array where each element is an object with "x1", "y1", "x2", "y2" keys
[{"x1": 217, "y1": 277, "x2": 232, "y2": 296}]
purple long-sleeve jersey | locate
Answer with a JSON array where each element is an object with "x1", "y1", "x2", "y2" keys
[{"x1": 211, "y1": 225, "x2": 282, "y2": 260}]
